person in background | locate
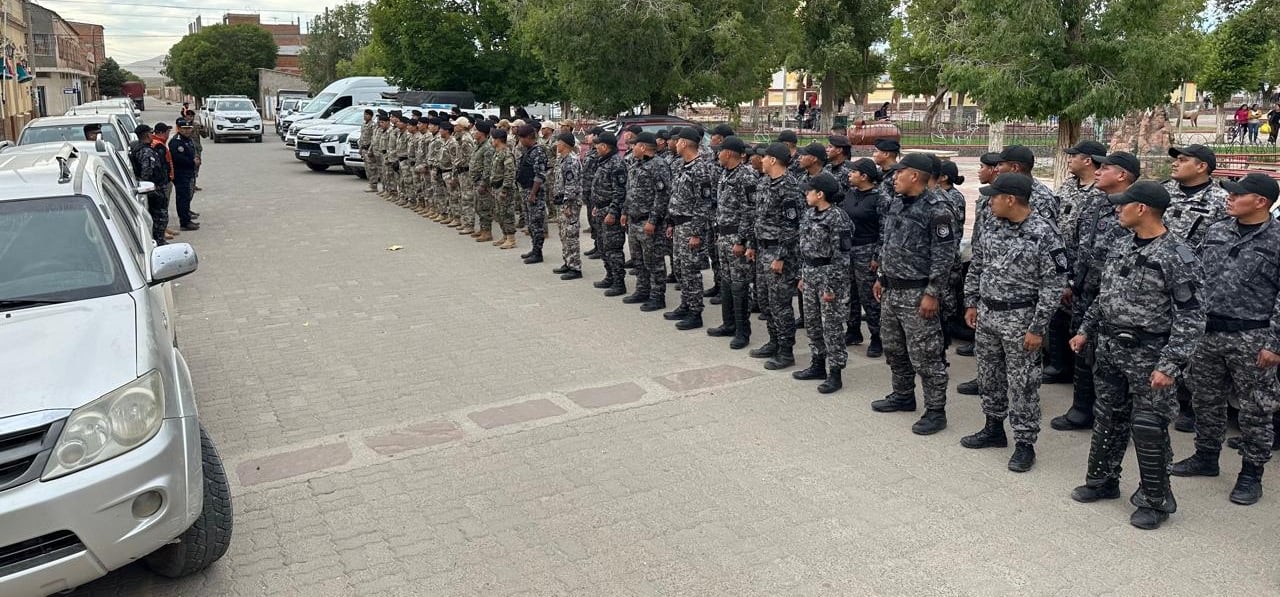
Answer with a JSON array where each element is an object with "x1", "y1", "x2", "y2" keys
[
  {"x1": 1235, "y1": 104, "x2": 1250, "y2": 142},
  {"x1": 83, "y1": 123, "x2": 101, "y2": 141},
  {"x1": 169, "y1": 119, "x2": 200, "y2": 231},
  {"x1": 1248, "y1": 104, "x2": 1263, "y2": 144},
  {"x1": 874, "y1": 102, "x2": 891, "y2": 121},
  {"x1": 1267, "y1": 104, "x2": 1280, "y2": 146},
  {"x1": 184, "y1": 109, "x2": 205, "y2": 192}
]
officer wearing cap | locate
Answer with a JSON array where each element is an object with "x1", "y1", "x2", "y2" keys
[
  {"x1": 743, "y1": 142, "x2": 804, "y2": 369},
  {"x1": 705, "y1": 135, "x2": 757, "y2": 348},
  {"x1": 1174, "y1": 173, "x2": 1280, "y2": 506},
  {"x1": 619, "y1": 132, "x2": 671, "y2": 307},
  {"x1": 401, "y1": 119, "x2": 424, "y2": 213},
  {"x1": 583, "y1": 126, "x2": 606, "y2": 259},
  {"x1": 1069, "y1": 181, "x2": 1205, "y2": 530},
  {"x1": 169, "y1": 118, "x2": 199, "y2": 231},
  {"x1": 872, "y1": 138, "x2": 901, "y2": 198},
  {"x1": 1164, "y1": 144, "x2": 1228, "y2": 248},
  {"x1": 381, "y1": 113, "x2": 403, "y2": 202},
  {"x1": 777, "y1": 130, "x2": 804, "y2": 178},
  {"x1": 797, "y1": 142, "x2": 827, "y2": 184},
  {"x1": 792, "y1": 172, "x2": 855, "y2": 393},
  {"x1": 453, "y1": 118, "x2": 478, "y2": 234},
  {"x1": 130, "y1": 124, "x2": 169, "y2": 244},
  {"x1": 488, "y1": 128, "x2": 519, "y2": 249},
  {"x1": 551, "y1": 132, "x2": 585, "y2": 280},
  {"x1": 470, "y1": 121, "x2": 497, "y2": 243},
  {"x1": 997, "y1": 145, "x2": 1059, "y2": 222},
  {"x1": 661, "y1": 127, "x2": 716, "y2": 330},
  {"x1": 1049, "y1": 151, "x2": 1140, "y2": 431},
  {"x1": 514, "y1": 125, "x2": 550, "y2": 263},
  {"x1": 539, "y1": 121, "x2": 560, "y2": 226},
  {"x1": 870, "y1": 152, "x2": 958, "y2": 435},
  {"x1": 372, "y1": 113, "x2": 391, "y2": 196},
  {"x1": 441, "y1": 121, "x2": 467, "y2": 226},
  {"x1": 960, "y1": 173, "x2": 1069, "y2": 472},
  {"x1": 591, "y1": 131, "x2": 629, "y2": 294},
  {"x1": 825, "y1": 135, "x2": 854, "y2": 195},
  {"x1": 421, "y1": 117, "x2": 445, "y2": 218},
  {"x1": 621, "y1": 126, "x2": 646, "y2": 274},
  {"x1": 842, "y1": 158, "x2": 885, "y2": 357}
]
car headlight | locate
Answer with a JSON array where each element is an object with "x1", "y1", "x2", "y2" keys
[
  {"x1": 322, "y1": 133, "x2": 349, "y2": 143},
  {"x1": 42, "y1": 370, "x2": 166, "y2": 480}
]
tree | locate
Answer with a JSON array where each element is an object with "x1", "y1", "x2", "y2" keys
[
  {"x1": 299, "y1": 2, "x2": 373, "y2": 93},
  {"x1": 1197, "y1": 5, "x2": 1271, "y2": 140},
  {"x1": 97, "y1": 57, "x2": 139, "y2": 97},
  {"x1": 335, "y1": 42, "x2": 387, "y2": 79},
  {"x1": 794, "y1": 0, "x2": 892, "y2": 129},
  {"x1": 510, "y1": 0, "x2": 795, "y2": 115},
  {"x1": 944, "y1": 0, "x2": 1203, "y2": 181},
  {"x1": 886, "y1": 0, "x2": 957, "y2": 132},
  {"x1": 165, "y1": 24, "x2": 277, "y2": 99}
]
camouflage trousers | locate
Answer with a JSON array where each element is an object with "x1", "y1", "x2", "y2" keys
[
  {"x1": 522, "y1": 188, "x2": 546, "y2": 251},
  {"x1": 1187, "y1": 329, "x2": 1279, "y2": 465},
  {"x1": 975, "y1": 304, "x2": 1043, "y2": 444},
  {"x1": 457, "y1": 176, "x2": 476, "y2": 228},
  {"x1": 715, "y1": 234, "x2": 752, "y2": 286},
  {"x1": 1087, "y1": 335, "x2": 1179, "y2": 482},
  {"x1": 475, "y1": 185, "x2": 495, "y2": 233},
  {"x1": 630, "y1": 220, "x2": 665, "y2": 296},
  {"x1": 628, "y1": 224, "x2": 643, "y2": 267},
  {"x1": 444, "y1": 173, "x2": 461, "y2": 216},
  {"x1": 558, "y1": 202, "x2": 582, "y2": 271},
  {"x1": 673, "y1": 222, "x2": 706, "y2": 312},
  {"x1": 495, "y1": 188, "x2": 517, "y2": 235},
  {"x1": 706, "y1": 229, "x2": 720, "y2": 287},
  {"x1": 383, "y1": 160, "x2": 399, "y2": 194},
  {"x1": 760, "y1": 246, "x2": 798, "y2": 348},
  {"x1": 398, "y1": 160, "x2": 412, "y2": 198},
  {"x1": 364, "y1": 150, "x2": 380, "y2": 185},
  {"x1": 801, "y1": 264, "x2": 851, "y2": 367},
  {"x1": 881, "y1": 287, "x2": 949, "y2": 409},
  {"x1": 601, "y1": 216, "x2": 626, "y2": 282},
  {"x1": 848, "y1": 243, "x2": 881, "y2": 335}
]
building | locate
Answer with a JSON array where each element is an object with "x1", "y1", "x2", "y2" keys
[
  {"x1": 67, "y1": 21, "x2": 105, "y2": 66},
  {"x1": 189, "y1": 13, "x2": 306, "y2": 75},
  {"x1": 0, "y1": 0, "x2": 35, "y2": 139},
  {"x1": 25, "y1": 2, "x2": 95, "y2": 117}
]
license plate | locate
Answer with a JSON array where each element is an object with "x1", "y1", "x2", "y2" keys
[{"x1": 298, "y1": 151, "x2": 311, "y2": 157}]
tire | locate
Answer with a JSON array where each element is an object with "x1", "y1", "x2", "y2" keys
[
  {"x1": 254, "y1": 135, "x2": 262, "y2": 143},
  {"x1": 356, "y1": 169, "x2": 367, "y2": 180},
  {"x1": 306, "y1": 162, "x2": 329, "y2": 172},
  {"x1": 212, "y1": 134, "x2": 221, "y2": 144},
  {"x1": 143, "y1": 424, "x2": 233, "y2": 578}
]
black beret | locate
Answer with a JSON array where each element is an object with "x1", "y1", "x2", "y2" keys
[
  {"x1": 656, "y1": 129, "x2": 670, "y2": 140},
  {"x1": 439, "y1": 122, "x2": 454, "y2": 132},
  {"x1": 475, "y1": 121, "x2": 492, "y2": 134},
  {"x1": 491, "y1": 128, "x2": 508, "y2": 141},
  {"x1": 588, "y1": 126, "x2": 605, "y2": 136},
  {"x1": 634, "y1": 131, "x2": 658, "y2": 146},
  {"x1": 711, "y1": 124, "x2": 735, "y2": 137},
  {"x1": 765, "y1": 142, "x2": 791, "y2": 165},
  {"x1": 556, "y1": 132, "x2": 576, "y2": 146},
  {"x1": 376, "y1": 114, "x2": 389, "y2": 122},
  {"x1": 364, "y1": 108, "x2": 374, "y2": 115},
  {"x1": 596, "y1": 131, "x2": 618, "y2": 146},
  {"x1": 720, "y1": 136, "x2": 747, "y2": 154},
  {"x1": 376, "y1": 109, "x2": 387, "y2": 116},
  {"x1": 677, "y1": 127, "x2": 702, "y2": 143},
  {"x1": 516, "y1": 124, "x2": 537, "y2": 138},
  {"x1": 412, "y1": 110, "x2": 423, "y2": 117},
  {"x1": 777, "y1": 130, "x2": 798, "y2": 144},
  {"x1": 873, "y1": 138, "x2": 901, "y2": 153}
]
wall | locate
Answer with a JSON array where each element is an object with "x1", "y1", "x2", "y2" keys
[
  {"x1": 1, "y1": 0, "x2": 36, "y2": 138},
  {"x1": 257, "y1": 67, "x2": 307, "y2": 121}
]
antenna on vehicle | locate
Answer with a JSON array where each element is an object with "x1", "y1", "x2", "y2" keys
[{"x1": 55, "y1": 143, "x2": 78, "y2": 184}]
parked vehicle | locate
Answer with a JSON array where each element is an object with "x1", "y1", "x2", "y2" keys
[
  {"x1": 63, "y1": 105, "x2": 140, "y2": 140},
  {"x1": 18, "y1": 114, "x2": 135, "y2": 155},
  {"x1": 294, "y1": 105, "x2": 377, "y2": 172},
  {"x1": 208, "y1": 98, "x2": 263, "y2": 143},
  {"x1": 0, "y1": 143, "x2": 233, "y2": 595},
  {"x1": 275, "y1": 98, "x2": 307, "y2": 137},
  {"x1": 278, "y1": 77, "x2": 398, "y2": 141},
  {"x1": 344, "y1": 128, "x2": 365, "y2": 178},
  {"x1": 121, "y1": 81, "x2": 146, "y2": 111}
]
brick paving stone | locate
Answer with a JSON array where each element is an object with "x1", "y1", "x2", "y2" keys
[
  {"x1": 468, "y1": 398, "x2": 568, "y2": 429},
  {"x1": 563, "y1": 381, "x2": 647, "y2": 409},
  {"x1": 363, "y1": 420, "x2": 464, "y2": 455},
  {"x1": 235, "y1": 442, "x2": 352, "y2": 486}
]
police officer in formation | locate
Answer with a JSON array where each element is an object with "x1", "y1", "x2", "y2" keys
[
  {"x1": 841, "y1": 158, "x2": 884, "y2": 357},
  {"x1": 551, "y1": 132, "x2": 585, "y2": 280},
  {"x1": 591, "y1": 132, "x2": 629, "y2": 296},
  {"x1": 663, "y1": 128, "x2": 717, "y2": 329},
  {"x1": 620, "y1": 133, "x2": 671, "y2": 310},
  {"x1": 746, "y1": 143, "x2": 804, "y2": 370},
  {"x1": 515, "y1": 125, "x2": 549, "y2": 264},
  {"x1": 709, "y1": 136, "x2": 757, "y2": 349},
  {"x1": 792, "y1": 172, "x2": 854, "y2": 393}
]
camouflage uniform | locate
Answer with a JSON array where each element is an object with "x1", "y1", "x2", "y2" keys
[
  {"x1": 667, "y1": 154, "x2": 717, "y2": 314},
  {"x1": 878, "y1": 188, "x2": 957, "y2": 409},
  {"x1": 555, "y1": 151, "x2": 584, "y2": 271},
  {"x1": 1046, "y1": 175, "x2": 1107, "y2": 383},
  {"x1": 800, "y1": 205, "x2": 854, "y2": 367},
  {"x1": 361, "y1": 119, "x2": 380, "y2": 189},
  {"x1": 426, "y1": 132, "x2": 446, "y2": 216},
  {"x1": 471, "y1": 137, "x2": 496, "y2": 233},
  {"x1": 1076, "y1": 230, "x2": 1204, "y2": 515},
  {"x1": 440, "y1": 135, "x2": 460, "y2": 219},
  {"x1": 842, "y1": 186, "x2": 884, "y2": 339},
  {"x1": 455, "y1": 132, "x2": 477, "y2": 229},
  {"x1": 1061, "y1": 189, "x2": 1125, "y2": 421},
  {"x1": 512, "y1": 142, "x2": 527, "y2": 229},
  {"x1": 714, "y1": 164, "x2": 758, "y2": 308},
  {"x1": 825, "y1": 160, "x2": 854, "y2": 196},
  {"x1": 382, "y1": 125, "x2": 402, "y2": 198},
  {"x1": 940, "y1": 185, "x2": 967, "y2": 327},
  {"x1": 964, "y1": 213, "x2": 1068, "y2": 445},
  {"x1": 518, "y1": 143, "x2": 550, "y2": 254},
  {"x1": 490, "y1": 144, "x2": 517, "y2": 235},
  {"x1": 624, "y1": 151, "x2": 644, "y2": 269},
  {"x1": 1186, "y1": 218, "x2": 1280, "y2": 465},
  {"x1": 746, "y1": 172, "x2": 803, "y2": 348},
  {"x1": 593, "y1": 150, "x2": 629, "y2": 285},
  {"x1": 1162, "y1": 179, "x2": 1228, "y2": 247},
  {"x1": 408, "y1": 130, "x2": 426, "y2": 207},
  {"x1": 1029, "y1": 178, "x2": 1060, "y2": 223},
  {"x1": 583, "y1": 147, "x2": 602, "y2": 253},
  {"x1": 395, "y1": 127, "x2": 412, "y2": 201},
  {"x1": 624, "y1": 155, "x2": 671, "y2": 301}
]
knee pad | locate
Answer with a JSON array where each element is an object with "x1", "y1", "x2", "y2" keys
[{"x1": 1131, "y1": 412, "x2": 1166, "y2": 443}]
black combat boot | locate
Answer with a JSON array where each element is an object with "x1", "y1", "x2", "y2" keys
[
  {"x1": 604, "y1": 278, "x2": 627, "y2": 297},
  {"x1": 749, "y1": 337, "x2": 778, "y2": 359},
  {"x1": 523, "y1": 250, "x2": 543, "y2": 264},
  {"x1": 871, "y1": 392, "x2": 917, "y2": 413},
  {"x1": 584, "y1": 246, "x2": 601, "y2": 259},
  {"x1": 792, "y1": 356, "x2": 826, "y2": 380},
  {"x1": 1050, "y1": 374, "x2": 1096, "y2": 431},
  {"x1": 1072, "y1": 423, "x2": 1123, "y2": 502},
  {"x1": 520, "y1": 249, "x2": 534, "y2": 259},
  {"x1": 553, "y1": 264, "x2": 571, "y2": 274},
  {"x1": 764, "y1": 344, "x2": 795, "y2": 370},
  {"x1": 911, "y1": 408, "x2": 948, "y2": 435},
  {"x1": 593, "y1": 275, "x2": 614, "y2": 289},
  {"x1": 1230, "y1": 461, "x2": 1265, "y2": 505},
  {"x1": 865, "y1": 334, "x2": 883, "y2": 358},
  {"x1": 663, "y1": 305, "x2": 690, "y2": 321},
  {"x1": 1130, "y1": 413, "x2": 1176, "y2": 530},
  {"x1": 622, "y1": 290, "x2": 648, "y2": 304},
  {"x1": 960, "y1": 416, "x2": 1008, "y2": 449},
  {"x1": 817, "y1": 366, "x2": 843, "y2": 394},
  {"x1": 1170, "y1": 449, "x2": 1220, "y2": 477},
  {"x1": 1008, "y1": 443, "x2": 1036, "y2": 473},
  {"x1": 1071, "y1": 478, "x2": 1121, "y2": 503},
  {"x1": 704, "y1": 284, "x2": 720, "y2": 298},
  {"x1": 729, "y1": 284, "x2": 752, "y2": 350},
  {"x1": 957, "y1": 379, "x2": 980, "y2": 395},
  {"x1": 560, "y1": 269, "x2": 583, "y2": 281},
  {"x1": 675, "y1": 312, "x2": 703, "y2": 330},
  {"x1": 844, "y1": 324, "x2": 864, "y2": 346},
  {"x1": 706, "y1": 285, "x2": 736, "y2": 337},
  {"x1": 955, "y1": 342, "x2": 975, "y2": 357},
  {"x1": 640, "y1": 293, "x2": 666, "y2": 312}
]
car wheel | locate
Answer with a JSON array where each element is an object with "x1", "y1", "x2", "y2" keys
[
  {"x1": 306, "y1": 162, "x2": 329, "y2": 172},
  {"x1": 212, "y1": 134, "x2": 221, "y2": 144},
  {"x1": 143, "y1": 424, "x2": 233, "y2": 578},
  {"x1": 254, "y1": 135, "x2": 262, "y2": 143},
  {"x1": 356, "y1": 169, "x2": 367, "y2": 180}
]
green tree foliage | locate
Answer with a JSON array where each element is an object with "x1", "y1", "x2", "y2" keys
[
  {"x1": 165, "y1": 24, "x2": 277, "y2": 99},
  {"x1": 96, "y1": 57, "x2": 139, "y2": 97},
  {"x1": 886, "y1": 0, "x2": 956, "y2": 130},
  {"x1": 944, "y1": 0, "x2": 1203, "y2": 151},
  {"x1": 371, "y1": 0, "x2": 558, "y2": 111},
  {"x1": 511, "y1": 0, "x2": 795, "y2": 115},
  {"x1": 794, "y1": 0, "x2": 892, "y2": 126},
  {"x1": 335, "y1": 42, "x2": 387, "y2": 79},
  {"x1": 1197, "y1": 5, "x2": 1271, "y2": 107},
  {"x1": 299, "y1": 2, "x2": 373, "y2": 94}
]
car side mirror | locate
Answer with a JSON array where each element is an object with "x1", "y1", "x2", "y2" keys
[
  {"x1": 136, "y1": 181, "x2": 155, "y2": 196},
  {"x1": 150, "y1": 242, "x2": 198, "y2": 284}
]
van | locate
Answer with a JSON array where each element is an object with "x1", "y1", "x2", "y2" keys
[{"x1": 279, "y1": 77, "x2": 398, "y2": 139}]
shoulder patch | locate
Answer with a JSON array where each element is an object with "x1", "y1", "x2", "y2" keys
[
  {"x1": 1050, "y1": 248, "x2": 1069, "y2": 274},
  {"x1": 1174, "y1": 244, "x2": 1197, "y2": 264}
]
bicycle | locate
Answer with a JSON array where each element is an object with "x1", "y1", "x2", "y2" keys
[{"x1": 1227, "y1": 123, "x2": 1245, "y2": 145}]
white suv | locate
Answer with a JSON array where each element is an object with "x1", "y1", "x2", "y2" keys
[{"x1": 208, "y1": 98, "x2": 263, "y2": 143}]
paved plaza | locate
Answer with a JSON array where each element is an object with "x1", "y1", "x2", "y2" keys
[{"x1": 71, "y1": 119, "x2": 1279, "y2": 596}]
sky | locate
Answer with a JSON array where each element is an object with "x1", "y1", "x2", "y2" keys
[{"x1": 29, "y1": 0, "x2": 352, "y2": 65}]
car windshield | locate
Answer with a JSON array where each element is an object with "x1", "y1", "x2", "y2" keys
[
  {"x1": 0, "y1": 196, "x2": 130, "y2": 306},
  {"x1": 281, "y1": 99, "x2": 299, "y2": 111},
  {"x1": 216, "y1": 100, "x2": 255, "y2": 112},
  {"x1": 336, "y1": 110, "x2": 366, "y2": 125},
  {"x1": 21, "y1": 124, "x2": 124, "y2": 151},
  {"x1": 300, "y1": 93, "x2": 333, "y2": 114}
]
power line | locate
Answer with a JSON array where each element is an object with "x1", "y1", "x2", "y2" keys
[{"x1": 32, "y1": 0, "x2": 324, "y2": 15}]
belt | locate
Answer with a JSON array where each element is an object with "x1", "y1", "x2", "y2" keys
[
  {"x1": 670, "y1": 215, "x2": 694, "y2": 225},
  {"x1": 717, "y1": 225, "x2": 739, "y2": 235},
  {"x1": 882, "y1": 277, "x2": 928, "y2": 290},
  {"x1": 1099, "y1": 324, "x2": 1169, "y2": 347},
  {"x1": 981, "y1": 298, "x2": 1035, "y2": 311},
  {"x1": 757, "y1": 239, "x2": 780, "y2": 248},
  {"x1": 1206, "y1": 316, "x2": 1270, "y2": 333},
  {"x1": 630, "y1": 212, "x2": 651, "y2": 221},
  {"x1": 804, "y1": 257, "x2": 832, "y2": 267}
]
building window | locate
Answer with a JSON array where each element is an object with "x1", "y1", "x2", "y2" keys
[{"x1": 32, "y1": 33, "x2": 53, "y2": 56}]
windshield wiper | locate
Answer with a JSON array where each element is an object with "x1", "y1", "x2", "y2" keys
[{"x1": 0, "y1": 299, "x2": 67, "y2": 311}]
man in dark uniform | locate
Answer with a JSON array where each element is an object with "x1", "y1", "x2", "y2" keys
[
  {"x1": 516, "y1": 125, "x2": 549, "y2": 264},
  {"x1": 872, "y1": 138, "x2": 901, "y2": 198},
  {"x1": 663, "y1": 127, "x2": 716, "y2": 330},
  {"x1": 745, "y1": 143, "x2": 804, "y2": 370},
  {"x1": 709, "y1": 136, "x2": 758, "y2": 349},
  {"x1": 620, "y1": 133, "x2": 670, "y2": 307},
  {"x1": 777, "y1": 130, "x2": 804, "y2": 179},
  {"x1": 583, "y1": 126, "x2": 605, "y2": 260},
  {"x1": 169, "y1": 119, "x2": 200, "y2": 231},
  {"x1": 592, "y1": 132, "x2": 629, "y2": 296},
  {"x1": 130, "y1": 124, "x2": 169, "y2": 245},
  {"x1": 825, "y1": 136, "x2": 854, "y2": 195},
  {"x1": 793, "y1": 172, "x2": 855, "y2": 393}
]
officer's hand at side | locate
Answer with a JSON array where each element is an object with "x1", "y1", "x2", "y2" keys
[
  {"x1": 872, "y1": 280, "x2": 883, "y2": 302},
  {"x1": 822, "y1": 291, "x2": 835, "y2": 303},
  {"x1": 1150, "y1": 371, "x2": 1175, "y2": 390},
  {"x1": 620, "y1": 215, "x2": 628, "y2": 227},
  {"x1": 644, "y1": 221, "x2": 655, "y2": 236},
  {"x1": 1023, "y1": 332, "x2": 1043, "y2": 352},
  {"x1": 797, "y1": 279, "x2": 805, "y2": 292},
  {"x1": 1061, "y1": 287, "x2": 1073, "y2": 305},
  {"x1": 917, "y1": 294, "x2": 939, "y2": 319},
  {"x1": 592, "y1": 207, "x2": 599, "y2": 217},
  {"x1": 1257, "y1": 349, "x2": 1280, "y2": 369},
  {"x1": 869, "y1": 260, "x2": 879, "y2": 273},
  {"x1": 690, "y1": 236, "x2": 702, "y2": 250},
  {"x1": 745, "y1": 248, "x2": 756, "y2": 262},
  {"x1": 1069, "y1": 334, "x2": 1087, "y2": 353},
  {"x1": 732, "y1": 243, "x2": 745, "y2": 258},
  {"x1": 666, "y1": 226, "x2": 674, "y2": 240},
  {"x1": 964, "y1": 307, "x2": 977, "y2": 329},
  {"x1": 770, "y1": 259, "x2": 783, "y2": 274}
]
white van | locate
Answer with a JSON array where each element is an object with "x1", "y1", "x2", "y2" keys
[{"x1": 278, "y1": 77, "x2": 397, "y2": 140}]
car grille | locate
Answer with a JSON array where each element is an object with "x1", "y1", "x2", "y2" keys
[
  {"x1": 227, "y1": 117, "x2": 251, "y2": 124},
  {"x1": 296, "y1": 141, "x2": 322, "y2": 152},
  {"x1": 0, "y1": 531, "x2": 85, "y2": 578},
  {"x1": 0, "y1": 419, "x2": 61, "y2": 493}
]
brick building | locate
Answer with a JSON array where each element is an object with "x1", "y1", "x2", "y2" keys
[
  {"x1": 190, "y1": 13, "x2": 305, "y2": 75},
  {"x1": 25, "y1": 2, "x2": 96, "y2": 116}
]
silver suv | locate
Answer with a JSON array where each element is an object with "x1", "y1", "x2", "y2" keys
[{"x1": 0, "y1": 144, "x2": 232, "y2": 595}]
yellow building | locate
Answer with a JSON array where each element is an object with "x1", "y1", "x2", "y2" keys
[{"x1": 1, "y1": 0, "x2": 36, "y2": 139}]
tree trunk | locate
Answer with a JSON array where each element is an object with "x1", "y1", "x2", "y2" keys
[
  {"x1": 1215, "y1": 104, "x2": 1225, "y2": 143},
  {"x1": 921, "y1": 87, "x2": 948, "y2": 133},
  {"x1": 499, "y1": 105, "x2": 511, "y2": 119},
  {"x1": 1054, "y1": 115, "x2": 1081, "y2": 187},
  {"x1": 750, "y1": 98, "x2": 760, "y2": 132},
  {"x1": 988, "y1": 120, "x2": 1005, "y2": 153},
  {"x1": 820, "y1": 71, "x2": 836, "y2": 133},
  {"x1": 951, "y1": 92, "x2": 967, "y2": 124}
]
